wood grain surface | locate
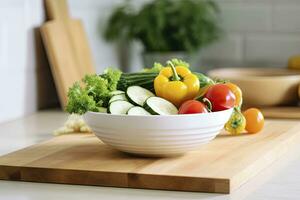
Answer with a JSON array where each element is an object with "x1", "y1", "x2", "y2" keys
[
  {"x1": 260, "y1": 106, "x2": 300, "y2": 119},
  {"x1": 40, "y1": 0, "x2": 95, "y2": 108},
  {"x1": 1, "y1": 120, "x2": 300, "y2": 194}
]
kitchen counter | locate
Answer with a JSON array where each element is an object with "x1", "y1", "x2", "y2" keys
[{"x1": 0, "y1": 110, "x2": 300, "y2": 199}]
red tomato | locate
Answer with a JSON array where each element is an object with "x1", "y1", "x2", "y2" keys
[
  {"x1": 178, "y1": 100, "x2": 208, "y2": 114},
  {"x1": 204, "y1": 84, "x2": 236, "y2": 111}
]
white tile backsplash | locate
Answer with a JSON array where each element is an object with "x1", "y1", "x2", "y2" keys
[
  {"x1": 70, "y1": 0, "x2": 300, "y2": 69},
  {"x1": 202, "y1": 0, "x2": 300, "y2": 67},
  {"x1": 272, "y1": 5, "x2": 300, "y2": 32},
  {"x1": 202, "y1": 34, "x2": 243, "y2": 61},
  {"x1": 220, "y1": 2, "x2": 272, "y2": 32},
  {"x1": 245, "y1": 34, "x2": 300, "y2": 65}
]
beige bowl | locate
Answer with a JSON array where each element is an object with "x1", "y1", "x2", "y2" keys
[{"x1": 208, "y1": 68, "x2": 300, "y2": 107}]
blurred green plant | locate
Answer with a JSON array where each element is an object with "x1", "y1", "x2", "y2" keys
[{"x1": 103, "y1": 0, "x2": 222, "y2": 52}]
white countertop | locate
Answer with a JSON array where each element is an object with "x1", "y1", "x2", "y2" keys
[{"x1": 0, "y1": 110, "x2": 300, "y2": 200}]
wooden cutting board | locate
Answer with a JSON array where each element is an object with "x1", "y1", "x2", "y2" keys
[
  {"x1": 1, "y1": 119, "x2": 300, "y2": 194},
  {"x1": 41, "y1": 0, "x2": 95, "y2": 108},
  {"x1": 260, "y1": 106, "x2": 300, "y2": 119}
]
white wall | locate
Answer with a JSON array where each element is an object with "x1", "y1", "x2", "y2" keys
[
  {"x1": 202, "y1": 0, "x2": 300, "y2": 70},
  {"x1": 0, "y1": 0, "x2": 45, "y2": 123},
  {"x1": 71, "y1": 0, "x2": 300, "y2": 71},
  {"x1": 1, "y1": 0, "x2": 300, "y2": 123},
  {"x1": 68, "y1": 0, "x2": 148, "y2": 73}
]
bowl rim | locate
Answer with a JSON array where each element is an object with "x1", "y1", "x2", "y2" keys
[
  {"x1": 85, "y1": 108, "x2": 233, "y2": 118},
  {"x1": 208, "y1": 67, "x2": 300, "y2": 81}
]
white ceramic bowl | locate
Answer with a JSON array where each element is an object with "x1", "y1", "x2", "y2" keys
[{"x1": 84, "y1": 108, "x2": 233, "y2": 157}]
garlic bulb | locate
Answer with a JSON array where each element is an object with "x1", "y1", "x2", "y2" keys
[{"x1": 53, "y1": 114, "x2": 92, "y2": 136}]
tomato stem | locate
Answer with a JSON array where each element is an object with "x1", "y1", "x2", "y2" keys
[{"x1": 167, "y1": 61, "x2": 180, "y2": 81}]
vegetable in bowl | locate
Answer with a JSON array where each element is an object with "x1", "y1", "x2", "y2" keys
[
  {"x1": 66, "y1": 58, "x2": 265, "y2": 135},
  {"x1": 66, "y1": 59, "x2": 213, "y2": 115},
  {"x1": 66, "y1": 68, "x2": 122, "y2": 114}
]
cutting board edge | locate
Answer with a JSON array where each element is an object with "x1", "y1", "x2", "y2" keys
[
  {"x1": 230, "y1": 123, "x2": 300, "y2": 192},
  {"x1": 0, "y1": 165, "x2": 230, "y2": 194}
]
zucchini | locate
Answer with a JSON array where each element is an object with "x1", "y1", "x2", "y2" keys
[
  {"x1": 109, "y1": 94, "x2": 127, "y2": 104},
  {"x1": 126, "y1": 86, "x2": 155, "y2": 106},
  {"x1": 127, "y1": 106, "x2": 151, "y2": 115},
  {"x1": 144, "y1": 97, "x2": 178, "y2": 115},
  {"x1": 108, "y1": 100, "x2": 134, "y2": 115},
  {"x1": 110, "y1": 90, "x2": 125, "y2": 96}
]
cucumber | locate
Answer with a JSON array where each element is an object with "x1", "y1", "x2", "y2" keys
[
  {"x1": 117, "y1": 73, "x2": 157, "y2": 91},
  {"x1": 126, "y1": 86, "x2": 155, "y2": 106},
  {"x1": 127, "y1": 106, "x2": 151, "y2": 115},
  {"x1": 110, "y1": 90, "x2": 125, "y2": 96},
  {"x1": 108, "y1": 100, "x2": 134, "y2": 115},
  {"x1": 109, "y1": 94, "x2": 127, "y2": 104},
  {"x1": 117, "y1": 72, "x2": 213, "y2": 92},
  {"x1": 144, "y1": 97, "x2": 178, "y2": 115},
  {"x1": 194, "y1": 72, "x2": 215, "y2": 88},
  {"x1": 98, "y1": 107, "x2": 107, "y2": 113}
]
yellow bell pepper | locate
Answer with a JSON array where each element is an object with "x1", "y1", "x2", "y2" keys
[{"x1": 154, "y1": 61, "x2": 200, "y2": 107}]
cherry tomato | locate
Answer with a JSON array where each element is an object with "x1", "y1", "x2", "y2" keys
[
  {"x1": 179, "y1": 100, "x2": 208, "y2": 114},
  {"x1": 225, "y1": 82, "x2": 243, "y2": 107},
  {"x1": 243, "y1": 108, "x2": 264, "y2": 134},
  {"x1": 204, "y1": 84, "x2": 236, "y2": 111}
]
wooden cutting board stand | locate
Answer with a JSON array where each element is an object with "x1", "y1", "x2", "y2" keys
[
  {"x1": 41, "y1": 0, "x2": 96, "y2": 108},
  {"x1": 1, "y1": 119, "x2": 300, "y2": 194}
]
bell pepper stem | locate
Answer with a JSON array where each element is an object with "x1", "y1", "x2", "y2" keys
[{"x1": 167, "y1": 61, "x2": 181, "y2": 81}]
